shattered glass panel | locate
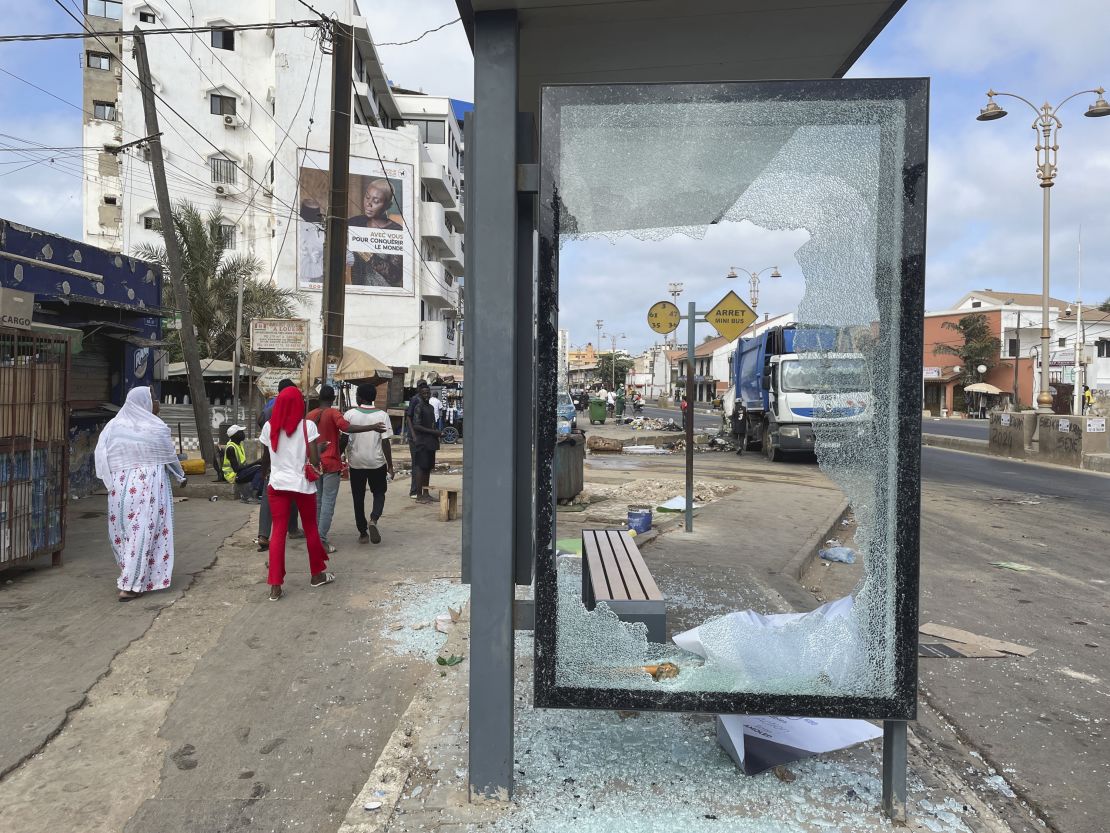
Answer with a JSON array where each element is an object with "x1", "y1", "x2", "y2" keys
[{"x1": 539, "y1": 80, "x2": 926, "y2": 713}]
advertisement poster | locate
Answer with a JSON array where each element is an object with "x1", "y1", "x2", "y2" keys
[{"x1": 297, "y1": 149, "x2": 414, "y2": 296}]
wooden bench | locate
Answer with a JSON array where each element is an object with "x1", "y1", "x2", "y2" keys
[
  {"x1": 439, "y1": 488, "x2": 460, "y2": 521},
  {"x1": 581, "y1": 529, "x2": 666, "y2": 642}
]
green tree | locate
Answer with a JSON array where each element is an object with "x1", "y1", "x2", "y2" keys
[
  {"x1": 934, "y1": 313, "x2": 1002, "y2": 385},
  {"x1": 596, "y1": 353, "x2": 635, "y2": 389},
  {"x1": 134, "y1": 201, "x2": 301, "y2": 366},
  {"x1": 1099, "y1": 296, "x2": 1110, "y2": 313}
]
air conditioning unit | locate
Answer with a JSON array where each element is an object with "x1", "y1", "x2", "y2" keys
[
  {"x1": 223, "y1": 114, "x2": 239, "y2": 129},
  {"x1": 214, "y1": 183, "x2": 242, "y2": 197}
]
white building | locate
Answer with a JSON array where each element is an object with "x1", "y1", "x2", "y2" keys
[{"x1": 79, "y1": 1, "x2": 464, "y2": 368}]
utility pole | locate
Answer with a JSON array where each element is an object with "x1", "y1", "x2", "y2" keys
[
  {"x1": 321, "y1": 21, "x2": 354, "y2": 385},
  {"x1": 133, "y1": 29, "x2": 214, "y2": 466},
  {"x1": 232, "y1": 273, "x2": 245, "y2": 423}
]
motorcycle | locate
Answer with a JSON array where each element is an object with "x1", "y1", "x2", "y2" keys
[{"x1": 632, "y1": 399, "x2": 644, "y2": 414}]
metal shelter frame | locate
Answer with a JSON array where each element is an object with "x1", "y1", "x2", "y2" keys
[{"x1": 461, "y1": 6, "x2": 922, "y2": 823}]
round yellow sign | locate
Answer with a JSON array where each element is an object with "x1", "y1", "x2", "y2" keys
[{"x1": 647, "y1": 300, "x2": 681, "y2": 335}]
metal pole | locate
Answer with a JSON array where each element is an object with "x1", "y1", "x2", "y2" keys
[
  {"x1": 466, "y1": 9, "x2": 518, "y2": 802},
  {"x1": 685, "y1": 302, "x2": 695, "y2": 533},
  {"x1": 881, "y1": 720, "x2": 908, "y2": 821},
  {"x1": 1074, "y1": 231, "x2": 1082, "y2": 414},
  {"x1": 1012, "y1": 311, "x2": 1020, "y2": 410},
  {"x1": 132, "y1": 29, "x2": 214, "y2": 469},
  {"x1": 1037, "y1": 185, "x2": 1053, "y2": 413},
  {"x1": 322, "y1": 21, "x2": 353, "y2": 376},
  {"x1": 232, "y1": 273, "x2": 244, "y2": 422}
]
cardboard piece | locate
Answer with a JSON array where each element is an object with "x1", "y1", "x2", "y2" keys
[
  {"x1": 919, "y1": 623, "x2": 1035, "y2": 657},
  {"x1": 918, "y1": 641, "x2": 1006, "y2": 659}
]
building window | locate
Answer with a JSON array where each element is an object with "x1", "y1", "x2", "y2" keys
[
  {"x1": 408, "y1": 119, "x2": 446, "y2": 144},
  {"x1": 1059, "y1": 337, "x2": 1067, "y2": 348},
  {"x1": 1008, "y1": 338, "x2": 1018, "y2": 358},
  {"x1": 354, "y1": 50, "x2": 365, "y2": 82},
  {"x1": 211, "y1": 29, "x2": 235, "y2": 50},
  {"x1": 143, "y1": 216, "x2": 162, "y2": 231},
  {"x1": 87, "y1": 51, "x2": 112, "y2": 70},
  {"x1": 93, "y1": 100, "x2": 117, "y2": 120},
  {"x1": 1098, "y1": 340, "x2": 1110, "y2": 359},
  {"x1": 139, "y1": 10, "x2": 155, "y2": 23},
  {"x1": 86, "y1": 0, "x2": 121, "y2": 18},
  {"x1": 209, "y1": 94, "x2": 236, "y2": 116},
  {"x1": 103, "y1": 195, "x2": 118, "y2": 205},
  {"x1": 209, "y1": 155, "x2": 238, "y2": 184},
  {"x1": 971, "y1": 301, "x2": 981, "y2": 308},
  {"x1": 444, "y1": 270, "x2": 454, "y2": 287},
  {"x1": 219, "y1": 224, "x2": 237, "y2": 250}
]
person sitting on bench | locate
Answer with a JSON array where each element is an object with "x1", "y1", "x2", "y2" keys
[{"x1": 222, "y1": 424, "x2": 263, "y2": 502}]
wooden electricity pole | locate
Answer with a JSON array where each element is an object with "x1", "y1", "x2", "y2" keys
[
  {"x1": 321, "y1": 21, "x2": 353, "y2": 380},
  {"x1": 133, "y1": 29, "x2": 215, "y2": 467}
]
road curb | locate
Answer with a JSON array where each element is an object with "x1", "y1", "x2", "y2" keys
[
  {"x1": 783, "y1": 498, "x2": 851, "y2": 582},
  {"x1": 921, "y1": 433, "x2": 989, "y2": 455}
]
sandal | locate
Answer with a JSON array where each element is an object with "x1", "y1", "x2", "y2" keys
[
  {"x1": 268, "y1": 585, "x2": 283, "y2": 602},
  {"x1": 309, "y1": 571, "x2": 336, "y2": 587},
  {"x1": 118, "y1": 590, "x2": 144, "y2": 602}
]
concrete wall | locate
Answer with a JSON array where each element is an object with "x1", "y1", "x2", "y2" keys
[
  {"x1": 1034, "y1": 415, "x2": 1109, "y2": 466},
  {"x1": 988, "y1": 412, "x2": 1028, "y2": 460}
]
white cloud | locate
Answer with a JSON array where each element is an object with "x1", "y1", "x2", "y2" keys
[{"x1": 364, "y1": 1, "x2": 473, "y2": 101}]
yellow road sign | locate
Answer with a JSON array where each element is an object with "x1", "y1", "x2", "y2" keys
[
  {"x1": 705, "y1": 290, "x2": 756, "y2": 341},
  {"x1": 647, "y1": 300, "x2": 681, "y2": 335}
]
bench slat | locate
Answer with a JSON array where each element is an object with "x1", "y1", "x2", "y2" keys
[
  {"x1": 607, "y1": 532, "x2": 647, "y2": 601},
  {"x1": 595, "y1": 532, "x2": 630, "y2": 601},
  {"x1": 617, "y1": 530, "x2": 663, "y2": 601},
  {"x1": 581, "y1": 531, "x2": 611, "y2": 608}
]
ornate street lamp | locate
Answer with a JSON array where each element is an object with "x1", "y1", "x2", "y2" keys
[
  {"x1": 976, "y1": 86, "x2": 1109, "y2": 412},
  {"x1": 725, "y1": 265, "x2": 781, "y2": 311}
]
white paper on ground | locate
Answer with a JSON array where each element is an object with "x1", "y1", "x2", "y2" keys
[
  {"x1": 717, "y1": 713, "x2": 883, "y2": 776},
  {"x1": 657, "y1": 496, "x2": 702, "y2": 511}
]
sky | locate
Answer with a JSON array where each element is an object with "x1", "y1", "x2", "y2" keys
[{"x1": 1, "y1": 1, "x2": 1108, "y2": 355}]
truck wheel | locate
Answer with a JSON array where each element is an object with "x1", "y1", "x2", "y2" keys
[{"x1": 763, "y1": 424, "x2": 781, "y2": 462}]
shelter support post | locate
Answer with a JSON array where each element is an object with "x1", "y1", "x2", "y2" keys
[
  {"x1": 465, "y1": 9, "x2": 519, "y2": 802},
  {"x1": 685, "y1": 303, "x2": 695, "y2": 532},
  {"x1": 881, "y1": 719, "x2": 908, "y2": 821}
]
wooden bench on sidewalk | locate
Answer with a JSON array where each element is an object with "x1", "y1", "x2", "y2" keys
[{"x1": 581, "y1": 529, "x2": 666, "y2": 642}]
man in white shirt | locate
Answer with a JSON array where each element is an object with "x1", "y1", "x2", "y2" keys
[
  {"x1": 343, "y1": 383, "x2": 395, "y2": 544},
  {"x1": 429, "y1": 390, "x2": 444, "y2": 430}
]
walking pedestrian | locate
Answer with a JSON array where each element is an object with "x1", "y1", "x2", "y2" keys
[
  {"x1": 306, "y1": 384, "x2": 383, "y2": 553},
  {"x1": 259, "y1": 385, "x2": 333, "y2": 602},
  {"x1": 406, "y1": 380, "x2": 430, "y2": 498},
  {"x1": 409, "y1": 384, "x2": 442, "y2": 504},
  {"x1": 731, "y1": 402, "x2": 748, "y2": 455},
  {"x1": 1083, "y1": 385, "x2": 1093, "y2": 414},
  {"x1": 344, "y1": 384, "x2": 394, "y2": 544},
  {"x1": 256, "y1": 379, "x2": 300, "y2": 551},
  {"x1": 429, "y1": 389, "x2": 444, "y2": 431},
  {"x1": 94, "y1": 386, "x2": 186, "y2": 601}
]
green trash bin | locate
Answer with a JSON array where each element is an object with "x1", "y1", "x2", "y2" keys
[{"x1": 588, "y1": 398, "x2": 607, "y2": 425}]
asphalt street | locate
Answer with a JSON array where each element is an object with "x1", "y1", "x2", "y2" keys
[
  {"x1": 921, "y1": 417, "x2": 991, "y2": 440},
  {"x1": 638, "y1": 404, "x2": 720, "y2": 429},
  {"x1": 915, "y1": 446, "x2": 1110, "y2": 833}
]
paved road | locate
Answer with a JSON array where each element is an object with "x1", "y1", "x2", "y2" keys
[
  {"x1": 917, "y1": 447, "x2": 1110, "y2": 833},
  {"x1": 638, "y1": 404, "x2": 720, "y2": 429},
  {"x1": 921, "y1": 417, "x2": 990, "y2": 440}
]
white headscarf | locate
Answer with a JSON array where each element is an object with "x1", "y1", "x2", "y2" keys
[{"x1": 94, "y1": 386, "x2": 180, "y2": 487}]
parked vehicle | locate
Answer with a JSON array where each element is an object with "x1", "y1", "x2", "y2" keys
[
  {"x1": 724, "y1": 325, "x2": 870, "y2": 461},
  {"x1": 557, "y1": 390, "x2": 577, "y2": 433}
]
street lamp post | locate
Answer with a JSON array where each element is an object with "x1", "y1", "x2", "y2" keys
[
  {"x1": 976, "y1": 85, "x2": 1110, "y2": 413},
  {"x1": 602, "y1": 331, "x2": 625, "y2": 390},
  {"x1": 725, "y1": 266, "x2": 781, "y2": 311}
]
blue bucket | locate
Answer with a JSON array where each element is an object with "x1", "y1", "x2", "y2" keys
[{"x1": 627, "y1": 506, "x2": 652, "y2": 534}]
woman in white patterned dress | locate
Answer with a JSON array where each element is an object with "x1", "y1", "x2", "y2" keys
[{"x1": 94, "y1": 386, "x2": 186, "y2": 600}]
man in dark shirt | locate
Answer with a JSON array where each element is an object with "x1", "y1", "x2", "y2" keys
[
  {"x1": 405, "y1": 380, "x2": 429, "y2": 497},
  {"x1": 409, "y1": 385, "x2": 442, "y2": 505},
  {"x1": 306, "y1": 384, "x2": 384, "y2": 552}
]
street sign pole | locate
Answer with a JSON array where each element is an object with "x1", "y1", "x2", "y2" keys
[{"x1": 685, "y1": 301, "x2": 696, "y2": 533}]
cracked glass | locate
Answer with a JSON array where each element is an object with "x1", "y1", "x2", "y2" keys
[{"x1": 535, "y1": 79, "x2": 928, "y2": 717}]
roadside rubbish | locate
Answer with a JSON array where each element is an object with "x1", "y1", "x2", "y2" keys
[
  {"x1": 919, "y1": 622, "x2": 1035, "y2": 656},
  {"x1": 642, "y1": 662, "x2": 680, "y2": 681},
  {"x1": 990, "y1": 561, "x2": 1033, "y2": 572},
  {"x1": 819, "y1": 546, "x2": 856, "y2": 564},
  {"x1": 716, "y1": 713, "x2": 882, "y2": 776},
  {"x1": 363, "y1": 801, "x2": 383, "y2": 811}
]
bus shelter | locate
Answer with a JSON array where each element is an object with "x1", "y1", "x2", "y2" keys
[{"x1": 458, "y1": 0, "x2": 923, "y2": 821}]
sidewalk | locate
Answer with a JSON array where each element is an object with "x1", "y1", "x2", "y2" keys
[
  {"x1": 0, "y1": 473, "x2": 464, "y2": 833},
  {"x1": 338, "y1": 462, "x2": 1020, "y2": 833}
]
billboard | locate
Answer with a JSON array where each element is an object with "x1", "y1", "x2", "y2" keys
[{"x1": 297, "y1": 149, "x2": 414, "y2": 295}]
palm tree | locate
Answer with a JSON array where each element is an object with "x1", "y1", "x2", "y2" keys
[{"x1": 134, "y1": 201, "x2": 301, "y2": 365}]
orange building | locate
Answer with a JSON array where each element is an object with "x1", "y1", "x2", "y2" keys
[{"x1": 923, "y1": 291, "x2": 1067, "y2": 416}]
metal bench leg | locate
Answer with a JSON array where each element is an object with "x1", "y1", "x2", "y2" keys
[{"x1": 881, "y1": 719, "x2": 907, "y2": 822}]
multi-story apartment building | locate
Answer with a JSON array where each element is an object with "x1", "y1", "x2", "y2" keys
[{"x1": 79, "y1": 0, "x2": 464, "y2": 367}]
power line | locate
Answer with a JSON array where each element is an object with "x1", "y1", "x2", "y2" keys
[
  {"x1": 375, "y1": 17, "x2": 461, "y2": 47},
  {"x1": 0, "y1": 20, "x2": 322, "y2": 43}
]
